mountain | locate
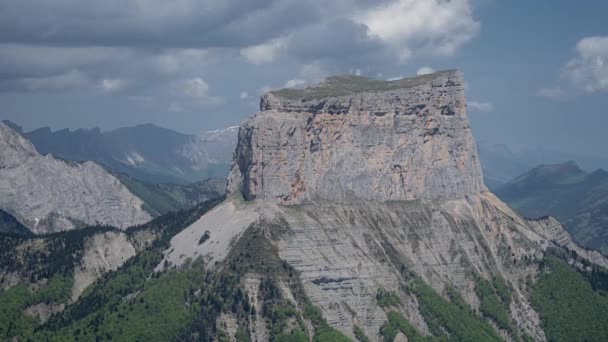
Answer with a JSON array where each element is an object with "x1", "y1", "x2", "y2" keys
[
  {"x1": 0, "y1": 122, "x2": 152, "y2": 234},
  {"x1": 17, "y1": 122, "x2": 237, "y2": 184},
  {"x1": 495, "y1": 161, "x2": 608, "y2": 254},
  {"x1": 0, "y1": 198, "x2": 222, "y2": 327},
  {"x1": 478, "y1": 141, "x2": 608, "y2": 190},
  {"x1": 158, "y1": 70, "x2": 606, "y2": 341},
  {"x1": 2, "y1": 71, "x2": 608, "y2": 341},
  {"x1": 477, "y1": 141, "x2": 533, "y2": 189},
  {"x1": 113, "y1": 173, "x2": 225, "y2": 216}
]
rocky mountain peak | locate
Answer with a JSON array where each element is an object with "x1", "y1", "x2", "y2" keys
[
  {"x1": 0, "y1": 121, "x2": 38, "y2": 168},
  {"x1": 0, "y1": 122, "x2": 152, "y2": 233},
  {"x1": 227, "y1": 69, "x2": 485, "y2": 204}
]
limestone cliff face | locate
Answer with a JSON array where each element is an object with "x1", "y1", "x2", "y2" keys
[
  {"x1": 164, "y1": 71, "x2": 608, "y2": 341},
  {"x1": 227, "y1": 70, "x2": 485, "y2": 204},
  {"x1": 0, "y1": 122, "x2": 152, "y2": 233}
]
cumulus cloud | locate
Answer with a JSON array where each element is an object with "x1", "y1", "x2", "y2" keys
[
  {"x1": 99, "y1": 78, "x2": 127, "y2": 92},
  {"x1": 354, "y1": 0, "x2": 479, "y2": 60},
  {"x1": 562, "y1": 36, "x2": 608, "y2": 93},
  {"x1": 283, "y1": 61, "x2": 329, "y2": 89},
  {"x1": 416, "y1": 66, "x2": 435, "y2": 75},
  {"x1": 540, "y1": 36, "x2": 608, "y2": 99},
  {"x1": 240, "y1": 37, "x2": 289, "y2": 64},
  {"x1": 173, "y1": 77, "x2": 223, "y2": 106},
  {"x1": 0, "y1": 0, "x2": 482, "y2": 128},
  {"x1": 468, "y1": 100, "x2": 493, "y2": 112}
]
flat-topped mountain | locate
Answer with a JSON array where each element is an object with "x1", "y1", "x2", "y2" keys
[
  {"x1": 157, "y1": 70, "x2": 608, "y2": 341},
  {"x1": 0, "y1": 122, "x2": 151, "y2": 233},
  {"x1": 228, "y1": 70, "x2": 485, "y2": 204}
]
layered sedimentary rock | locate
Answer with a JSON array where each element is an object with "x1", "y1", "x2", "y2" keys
[
  {"x1": 163, "y1": 71, "x2": 608, "y2": 341},
  {"x1": 0, "y1": 122, "x2": 151, "y2": 233},
  {"x1": 227, "y1": 70, "x2": 485, "y2": 204}
]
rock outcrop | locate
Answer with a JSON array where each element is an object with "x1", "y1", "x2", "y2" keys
[
  {"x1": 0, "y1": 122, "x2": 151, "y2": 233},
  {"x1": 227, "y1": 70, "x2": 485, "y2": 204},
  {"x1": 163, "y1": 70, "x2": 607, "y2": 342}
]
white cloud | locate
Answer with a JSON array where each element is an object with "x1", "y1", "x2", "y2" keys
[
  {"x1": 18, "y1": 70, "x2": 90, "y2": 91},
  {"x1": 540, "y1": 36, "x2": 608, "y2": 100},
  {"x1": 173, "y1": 77, "x2": 223, "y2": 106},
  {"x1": 562, "y1": 36, "x2": 608, "y2": 93},
  {"x1": 240, "y1": 91, "x2": 251, "y2": 100},
  {"x1": 354, "y1": 0, "x2": 479, "y2": 60},
  {"x1": 468, "y1": 100, "x2": 493, "y2": 112},
  {"x1": 240, "y1": 37, "x2": 289, "y2": 65},
  {"x1": 284, "y1": 79, "x2": 308, "y2": 88},
  {"x1": 99, "y1": 78, "x2": 127, "y2": 92},
  {"x1": 416, "y1": 66, "x2": 435, "y2": 75},
  {"x1": 258, "y1": 85, "x2": 273, "y2": 95},
  {"x1": 183, "y1": 77, "x2": 209, "y2": 98}
]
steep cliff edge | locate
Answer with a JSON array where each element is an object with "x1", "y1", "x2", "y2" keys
[
  {"x1": 160, "y1": 71, "x2": 607, "y2": 342},
  {"x1": 227, "y1": 70, "x2": 485, "y2": 204},
  {"x1": 0, "y1": 122, "x2": 151, "y2": 233}
]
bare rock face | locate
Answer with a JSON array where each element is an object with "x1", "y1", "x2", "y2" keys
[
  {"x1": 165, "y1": 71, "x2": 608, "y2": 341},
  {"x1": 0, "y1": 122, "x2": 152, "y2": 233},
  {"x1": 227, "y1": 70, "x2": 485, "y2": 204}
]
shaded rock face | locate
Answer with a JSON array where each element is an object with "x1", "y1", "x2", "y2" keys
[
  {"x1": 227, "y1": 70, "x2": 485, "y2": 204},
  {"x1": 0, "y1": 122, "x2": 152, "y2": 233}
]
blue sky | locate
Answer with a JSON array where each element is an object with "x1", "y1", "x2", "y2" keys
[{"x1": 0, "y1": 0, "x2": 606, "y2": 156}]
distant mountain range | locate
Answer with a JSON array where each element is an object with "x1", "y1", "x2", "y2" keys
[
  {"x1": 495, "y1": 161, "x2": 608, "y2": 254},
  {"x1": 0, "y1": 122, "x2": 225, "y2": 235},
  {"x1": 9, "y1": 120, "x2": 608, "y2": 191},
  {"x1": 477, "y1": 140, "x2": 608, "y2": 189},
  {"x1": 3, "y1": 120, "x2": 237, "y2": 184}
]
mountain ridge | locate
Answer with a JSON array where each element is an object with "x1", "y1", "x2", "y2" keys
[
  {"x1": 496, "y1": 161, "x2": 608, "y2": 254},
  {"x1": 7, "y1": 121, "x2": 237, "y2": 184},
  {"x1": 0, "y1": 121, "x2": 152, "y2": 234}
]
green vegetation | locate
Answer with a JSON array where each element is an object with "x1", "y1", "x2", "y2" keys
[
  {"x1": 42, "y1": 258, "x2": 206, "y2": 341},
  {"x1": 409, "y1": 278, "x2": 503, "y2": 341},
  {"x1": 0, "y1": 197, "x2": 224, "y2": 341},
  {"x1": 376, "y1": 289, "x2": 401, "y2": 308},
  {"x1": 303, "y1": 303, "x2": 351, "y2": 342},
  {"x1": 531, "y1": 255, "x2": 608, "y2": 341},
  {"x1": 0, "y1": 284, "x2": 38, "y2": 338},
  {"x1": 379, "y1": 311, "x2": 426, "y2": 342},
  {"x1": 0, "y1": 273, "x2": 72, "y2": 339},
  {"x1": 353, "y1": 325, "x2": 369, "y2": 342},
  {"x1": 475, "y1": 276, "x2": 514, "y2": 332},
  {"x1": 271, "y1": 70, "x2": 452, "y2": 100},
  {"x1": 115, "y1": 173, "x2": 224, "y2": 216}
]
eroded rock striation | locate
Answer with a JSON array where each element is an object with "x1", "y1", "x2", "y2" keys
[
  {"x1": 163, "y1": 71, "x2": 608, "y2": 342},
  {"x1": 0, "y1": 122, "x2": 152, "y2": 233},
  {"x1": 227, "y1": 70, "x2": 485, "y2": 204}
]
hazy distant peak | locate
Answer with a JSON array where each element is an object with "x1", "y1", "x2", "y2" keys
[{"x1": 1, "y1": 120, "x2": 23, "y2": 134}]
